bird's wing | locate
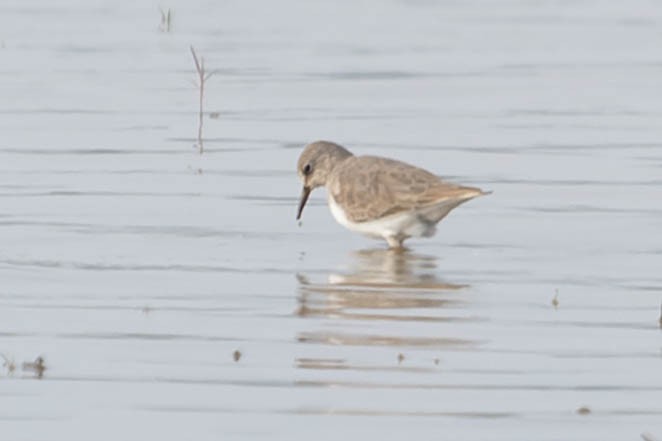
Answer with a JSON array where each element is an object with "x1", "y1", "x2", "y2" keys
[{"x1": 329, "y1": 156, "x2": 485, "y2": 223}]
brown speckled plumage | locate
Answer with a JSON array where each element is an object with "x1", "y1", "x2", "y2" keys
[
  {"x1": 328, "y1": 155, "x2": 485, "y2": 223},
  {"x1": 296, "y1": 140, "x2": 489, "y2": 249}
]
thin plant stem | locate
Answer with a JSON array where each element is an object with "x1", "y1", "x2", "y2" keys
[
  {"x1": 190, "y1": 46, "x2": 214, "y2": 155},
  {"x1": 159, "y1": 8, "x2": 171, "y2": 32}
]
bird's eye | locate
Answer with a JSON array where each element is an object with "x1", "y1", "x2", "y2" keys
[{"x1": 303, "y1": 164, "x2": 312, "y2": 175}]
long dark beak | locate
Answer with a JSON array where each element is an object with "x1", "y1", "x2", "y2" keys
[{"x1": 296, "y1": 186, "x2": 312, "y2": 220}]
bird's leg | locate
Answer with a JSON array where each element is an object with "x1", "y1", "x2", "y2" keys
[{"x1": 385, "y1": 235, "x2": 406, "y2": 252}]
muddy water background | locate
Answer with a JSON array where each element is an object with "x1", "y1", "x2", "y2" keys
[{"x1": 1, "y1": 0, "x2": 662, "y2": 440}]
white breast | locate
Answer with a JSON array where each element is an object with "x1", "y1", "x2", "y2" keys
[{"x1": 327, "y1": 195, "x2": 366, "y2": 233}]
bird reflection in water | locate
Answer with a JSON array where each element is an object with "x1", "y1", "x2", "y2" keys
[{"x1": 296, "y1": 249, "x2": 474, "y2": 350}]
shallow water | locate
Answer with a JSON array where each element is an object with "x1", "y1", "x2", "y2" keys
[{"x1": 1, "y1": 0, "x2": 661, "y2": 440}]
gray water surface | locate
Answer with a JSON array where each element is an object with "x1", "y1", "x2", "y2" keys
[{"x1": 1, "y1": 1, "x2": 661, "y2": 440}]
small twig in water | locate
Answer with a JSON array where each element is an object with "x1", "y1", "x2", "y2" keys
[
  {"x1": 1, "y1": 353, "x2": 16, "y2": 375},
  {"x1": 22, "y1": 356, "x2": 46, "y2": 379},
  {"x1": 190, "y1": 46, "x2": 215, "y2": 154},
  {"x1": 159, "y1": 8, "x2": 172, "y2": 32},
  {"x1": 552, "y1": 289, "x2": 559, "y2": 309}
]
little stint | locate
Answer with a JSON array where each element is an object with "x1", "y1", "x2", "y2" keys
[{"x1": 296, "y1": 140, "x2": 490, "y2": 249}]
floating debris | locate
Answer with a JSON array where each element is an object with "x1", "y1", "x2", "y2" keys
[
  {"x1": 1, "y1": 354, "x2": 16, "y2": 375},
  {"x1": 552, "y1": 289, "x2": 559, "y2": 309},
  {"x1": 159, "y1": 8, "x2": 172, "y2": 32},
  {"x1": 22, "y1": 356, "x2": 46, "y2": 379},
  {"x1": 576, "y1": 406, "x2": 591, "y2": 415},
  {"x1": 233, "y1": 350, "x2": 242, "y2": 362}
]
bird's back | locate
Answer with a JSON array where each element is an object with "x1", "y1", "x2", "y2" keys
[{"x1": 328, "y1": 155, "x2": 484, "y2": 223}]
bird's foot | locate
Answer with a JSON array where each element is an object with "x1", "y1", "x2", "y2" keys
[{"x1": 385, "y1": 236, "x2": 408, "y2": 252}]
